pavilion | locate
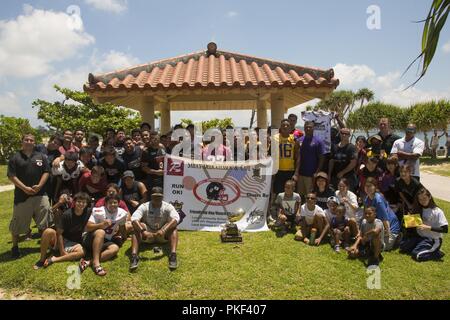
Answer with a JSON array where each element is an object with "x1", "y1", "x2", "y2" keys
[{"x1": 84, "y1": 42, "x2": 339, "y2": 134}]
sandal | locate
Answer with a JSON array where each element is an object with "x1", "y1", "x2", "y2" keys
[
  {"x1": 93, "y1": 265, "x2": 107, "y2": 276},
  {"x1": 79, "y1": 258, "x2": 91, "y2": 273},
  {"x1": 33, "y1": 260, "x2": 45, "y2": 270},
  {"x1": 43, "y1": 257, "x2": 54, "y2": 268}
]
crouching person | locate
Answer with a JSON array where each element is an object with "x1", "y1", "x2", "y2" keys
[
  {"x1": 33, "y1": 192, "x2": 91, "y2": 269},
  {"x1": 129, "y1": 187, "x2": 180, "y2": 271},
  {"x1": 80, "y1": 194, "x2": 128, "y2": 276},
  {"x1": 400, "y1": 188, "x2": 447, "y2": 261},
  {"x1": 348, "y1": 207, "x2": 384, "y2": 266},
  {"x1": 295, "y1": 193, "x2": 329, "y2": 245}
]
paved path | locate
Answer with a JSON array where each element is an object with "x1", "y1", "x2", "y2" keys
[{"x1": 420, "y1": 172, "x2": 450, "y2": 202}]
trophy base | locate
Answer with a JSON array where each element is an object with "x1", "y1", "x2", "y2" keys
[{"x1": 220, "y1": 230, "x2": 243, "y2": 243}]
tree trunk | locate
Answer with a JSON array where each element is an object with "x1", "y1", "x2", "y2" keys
[{"x1": 249, "y1": 109, "x2": 256, "y2": 128}]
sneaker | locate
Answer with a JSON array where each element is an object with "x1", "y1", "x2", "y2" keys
[
  {"x1": 11, "y1": 246, "x2": 20, "y2": 259},
  {"x1": 168, "y1": 253, "x2": 178, "y2": 270},
  {"x1": 33, "y1": 260, "x2": 45, "y2": 270},
  {"x1": 129, "y1": 254, "x2": 139, "y2": 271},
  {"x1": 334, "y1": 245, "x2": 340, "y2": 253}
]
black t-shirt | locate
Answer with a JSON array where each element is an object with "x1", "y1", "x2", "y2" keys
[
  {"x1": 313, "y1": 186, "x2": 336, "y2": 210},
  {"x1": 122, "y1": 181, "x2": 143, "y2": 213},
  {"x1": 7, "y1": 150, "x2": 50, "y2": 205},
  {"x1": 122, "y1": 147, "x2": 144, "y2": 181},
  {"x1": 394, "y1": 177, "x2": 423, "y2": 205},
  {"x1": 99, "y1": 157, "x2": 126, "y2": 184},
  {"x1": 35, "y1": 144, "x2": 61, "y2": 164},
  {"x1": 331, "y1": 143, "x2": 357, "y2": 176},
  {"x1": 141, "y1": 146, "x2": 166, "y2": 188},
  {"x1": 58, "y1": 207, "x2": 91, "y2": 244},
  {"x1": 378, "y1": 132, "x2": 401, "y2": 155}
]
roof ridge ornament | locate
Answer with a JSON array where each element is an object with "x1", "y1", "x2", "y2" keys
[{"x1": 207, "y1": 42, "x2": 217, "y2": 57}]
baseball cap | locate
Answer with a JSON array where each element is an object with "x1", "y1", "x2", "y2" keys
[
  {"x1": 122, "y1": 170, "x2": 135, "y2": 179},
  {"x1": 369, "y1": 134, "x2": 382, "y2": 144},
  {"x1": 315, "y1": 172, "x2": 328, "y2": 181},
  {"x1": 151, "y1": 187, "x2": 164, "y2": 197},
  {"x1": 327, "y1": 196, "x2": 340, "y2": 204}
]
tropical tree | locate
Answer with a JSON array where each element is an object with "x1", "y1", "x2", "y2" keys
[
  {"x1": 347, "y1": 102, "x2": 408, "y2": 137},
  {"x1": 0, "y1": 116, "x2": 41, "y2": 164},
  {"x1": 32, "y1": 85, "x2": 143, "y2": 136},
  {"x1": 180, "y1": 118, "x2": 234, "y2": 132},
  {"x1": 406, "y1": 0, "x2": 450, "y2": 86}
]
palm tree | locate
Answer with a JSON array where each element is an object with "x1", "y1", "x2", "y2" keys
[
  {"x1": 355, "y1": 88, "x2": 374, "y2": 109},
  {"x1": 405, "y1": 0, "x2": 450, "y2": 87}
]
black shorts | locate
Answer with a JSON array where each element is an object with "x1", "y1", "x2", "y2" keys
[
  {"x1": 273, "y1": 170, "x2": 295, "y2": 194},
  {"x1": 82, "y1": 232, "x2": 123, "y2": 255}
]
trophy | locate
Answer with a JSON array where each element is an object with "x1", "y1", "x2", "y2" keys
[{"x1": 220, "y1": 208, "x2": 245, "y2": 243}]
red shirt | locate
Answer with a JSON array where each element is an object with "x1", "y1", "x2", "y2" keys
[{"x1": 78, "y1": 171, "x2": 108, "y2": 197}]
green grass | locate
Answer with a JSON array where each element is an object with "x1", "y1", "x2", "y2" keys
[
  {"x1": 0, "y1": 165, "x2": 10, "y2": 186},
  {"x1": 0, "y1": 190, "x2": 449, "y2": 300},
  {"x1": 420, "y1": 157, "x2": 450, "y2": 178}
]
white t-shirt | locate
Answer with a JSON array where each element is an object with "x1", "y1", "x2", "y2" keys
[
  {"x1": 300, "y1": 204, "x2": 325, "y2": 225},
  {"x1": 391, "y1": 137, "x2": 424, "y2": 177},
  {"x1": 131, "y1": 201, "x2": 180, "y2": 231},
  {"x1": 417, "y1": 207, "x2": 448, "y2": 239},
  {"x1": 324, "y1": 208, "x2": 335, "y2": 224},
  {"x1": 335, "y1": 190, "x2": 359, "y2": 219},
  {"x1": 88, "y1": 206, "x2": 128, "y2": 240}
]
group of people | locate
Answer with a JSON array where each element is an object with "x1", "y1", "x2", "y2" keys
[
  {"x1": 269, "y1": 116, "x2": 448, "y2": 266},
  {"x1": 5, "y1": 115, "x2": 448, "y2": 276}
]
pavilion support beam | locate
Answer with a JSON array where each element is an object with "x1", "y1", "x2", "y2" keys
[
  {"x1": 160, "y1": 101, "x2": 171, "y2": 135},
  {"x1": 256, "y1": 98, "x2": 268, "y2": 129},
  {"x1": 139, "y1": 96, "x2": 155, "y2": 131},
  {"x1": 270, "y1": 93, "x2": 285, "y2": 128}
]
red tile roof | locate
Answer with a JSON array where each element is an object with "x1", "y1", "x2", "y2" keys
[{"x1": 84, "y1": 43, "x2": 339, "y2": 92}]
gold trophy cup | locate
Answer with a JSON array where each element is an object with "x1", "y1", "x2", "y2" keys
[{"x1": 220, "y1": 208, "x2": 245, "y2": 243}]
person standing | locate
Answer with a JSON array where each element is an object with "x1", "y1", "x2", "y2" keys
[
  {"x1": 141, "y1": 131, "x2": 166, "y2": 191},
  {"x1": 293, "y1": 121, "x2": 325, "y2": 200},
  {"x1": 391, "y1": 124, "x2": 425, "y2": 181},
  {"x1": 7, "y1": 134, "x2": 52, "y2": 258},
  {"x1": 377, "y1": 118, "x2": 401, "y2": 156}
]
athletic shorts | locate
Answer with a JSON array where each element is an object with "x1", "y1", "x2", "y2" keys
[{"x1": 9, "y1": 196, "x2": 51, "y2": 235}]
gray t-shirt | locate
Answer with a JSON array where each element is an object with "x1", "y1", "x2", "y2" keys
[
  {"x1": 275, "y1": 192, "x2": 301, "y2": 216},
  {"x1": 360, "y1": 218, "x2": 384, "y2": 242},
  {"x1": 131, "y1": 201, "x2": 180, "y2": 231}
]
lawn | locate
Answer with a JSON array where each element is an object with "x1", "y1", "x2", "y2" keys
[
  {"x1": 0, "y1": 190, "x2": 449, "y2": 300},
  {"x1": 0, "y1": 165, "x2": 10, "y2": 186}
]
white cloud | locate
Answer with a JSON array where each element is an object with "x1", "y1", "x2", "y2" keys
[
  {"x1": 334, "y1": 63, "x2": 376, "y2": 87},
  {"x1": 226, "y1": 11, "x2": 239, "y2": 18},
  {"x1": 85, "y1": 0, "x2": 128, "y2": 14},
  {"x1": 90, "y1": 50, "x2": 140, "y2": 73},
  {"x1": 0, "y1": 91, "x2": 23, "y2": 115},
  {"x1": 332, "y1": 63, "x2": 450, "y2": 107},
  {"x1": 443, "y1": 40, "x2": 450, "y2": 53},
  {"x1": 0, "y1": 5, "x2": 94, "y2": 79}
]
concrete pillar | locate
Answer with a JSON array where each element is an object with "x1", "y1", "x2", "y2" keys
[
  {"x1": 256, "y1": 98, "x2": 268, "y2": 129},
  {"x1": 139, "y1": 96, "x2": 155, "y2": 131},
  {"x1": 270, "y1": 93, "x2": 285, "y2": 128},
  {"x1": 160, "y1": 101, "x2": 171, "y2": 135}
]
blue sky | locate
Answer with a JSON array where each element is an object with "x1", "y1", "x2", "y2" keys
[{"x1": 1, "y1": 0, "x2": 449, "y2": 128}]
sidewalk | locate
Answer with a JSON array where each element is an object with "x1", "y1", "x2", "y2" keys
[{"x1": 420, "y1": 172, "x2": 450, "y2": 202}]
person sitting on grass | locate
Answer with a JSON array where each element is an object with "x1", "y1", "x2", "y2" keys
[
  {"x1": 33, "y1": 192, "x2": 91, "y2": 269},
  {"x1": 129, "y1": 187, "x2": 180, "y2": 271},
  {"x1": 330, "y1": 204, "x2": 351, "y2": 253},
  {"x1": 295, "y1": 192, "x2": 329, "y2": 246},
  {"x1": 79, "y1": 194, "x2": 128, "y2": 276},
  {"x1": 348, "y1": 206, "x2": 384, "y2": 267},
  {"x1": 272, "y1": 180, "x2": 301, "y2": 234},
  {"x1": 399, "y1": 188, "x2": 448, "y2": 262},
  {"x1": 312, "y1": 172, "x2": 335, "y2": 211},
  {"x1": 364, "y1": 177, "x2": 401, "y2": 252}
]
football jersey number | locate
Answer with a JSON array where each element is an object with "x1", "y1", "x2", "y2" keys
[{"x1": 279, "y1": 143, "x2": 292, "y2": 158}]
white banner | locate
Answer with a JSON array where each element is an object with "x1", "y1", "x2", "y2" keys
[
  {"x1": 163, "y1": 155, "x2": 272, "y2": 232},
  {"x1": 301, "y1": 110, "x2": 335, "y2": 153}
]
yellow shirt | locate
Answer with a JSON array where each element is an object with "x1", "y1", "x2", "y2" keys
[{"x1": 274, "y1": 133, "x2": 296, "y2": 171}]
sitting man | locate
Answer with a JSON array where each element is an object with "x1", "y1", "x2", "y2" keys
[
  {"x1": 295, "y1": 192, "x2": 329, "y2": 245},
  {"x1": 80, "y1": 194, "x2": 128, "y2": 276},
  {"x1": 129, "y1": 187, "x2": 180, "y2": 271}
]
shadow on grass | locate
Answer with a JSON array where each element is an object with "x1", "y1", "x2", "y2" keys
[
  {"x1": 124, "y1": 243, "x2": 170, "y2": 262},
  {"x1": 0, "y1": 247, "x2": 40, "y2": 263}
]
